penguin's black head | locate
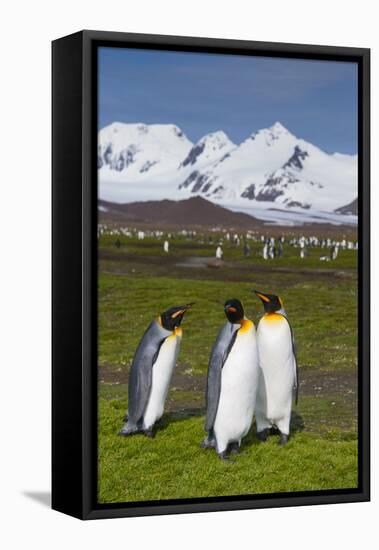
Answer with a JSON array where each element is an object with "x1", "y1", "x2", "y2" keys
[
  {"x1": 224, "y1": 299, "x2": 244, "y2": 323},
  {"x1": 160, "y1": 303, "x2": 194, "y2": 331},
  {"x1": 254, "y1": 290, "x2": 283, "y2": 313}
]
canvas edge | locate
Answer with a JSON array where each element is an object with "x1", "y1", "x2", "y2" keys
[{"x1": 52, "y1": 29, "x2": 370, "y2": 520}]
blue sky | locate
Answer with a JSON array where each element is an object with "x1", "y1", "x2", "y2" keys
[{"x1": 98, "y1": 47, "x2": 358, "y2": 154}]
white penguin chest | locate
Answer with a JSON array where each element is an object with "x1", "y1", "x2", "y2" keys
[
  {"x1": 257, "y1": 314, "x2": 296, "y2": 401},
  {"x1": 256, "y1": 314, "x2": 296, "y2": 425},
  {"x1": 143, "y1": 329, "x2": 182, "y2": 427},
  {"x1": 215, "y1": 321, "x2": 259, "y2": 438},
  {"x1": 152, "y1": 330, "x2": 181, "y2": 393},
  {"x1": 222, "y1": 321, "x2": 258, "y2": 386},
  {"x1": 257, "y1": 314, "x2": 294, "y2": 368}
]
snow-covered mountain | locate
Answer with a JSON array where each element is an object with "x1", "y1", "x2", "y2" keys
[
  {"x1": 98, "y1": 121, "x2": 358, "y2": 225},
  {"x1": 98, "y1": 122, "x2": 192, "y2": 178},
  {"x1": 179, "y1": 131, "x2": 235, "y2": 170}
]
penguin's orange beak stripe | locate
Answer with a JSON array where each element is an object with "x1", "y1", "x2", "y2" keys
[
  {"x1": 226, "y1": 306, "x2": 237, "y2": 312},
  {"x1": 257, "y1": 293, "x2": 270, "y2": 303},
  {"x1": 171, "y1": 309, "x2": 186, "y2": 319},
  {"x1": 171, "y1": 304, "x2": 193, "y2": 319}
]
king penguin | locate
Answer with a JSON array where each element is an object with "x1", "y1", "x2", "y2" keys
[
  {"x1": 119, "y1": 303, "x2": 193, "y2": 438},
  {"x1": 202, "y1": 299, "x2": 259, "y2": 460},
  {"x1": 254, "y1": 290, "x2": 298, "y2": 445}
]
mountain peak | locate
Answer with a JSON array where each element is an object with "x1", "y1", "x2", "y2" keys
[
  {"x1": 102, "y1": 121, "x2": 188, "y2": 138},
  {"x1": 200, "y1": 130, "x2": 231, "y2": 143},
  {"x1": 269, "y1": 121, "x2": 289, "y2": 134},
  {"x1": 98, "y1": 121, "x2": 193, "y2": 174},
  {"x1": 197, "y1": 130, "x2": 234, "y2": 150},
  {"x1": 179, "y1": 130, "x2": 235, "y2": 169},
  {"x1": 248, "y1": 121, "x2": 291, "y2": 142}
]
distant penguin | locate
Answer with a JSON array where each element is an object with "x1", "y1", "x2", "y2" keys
[
  {"x1": 331, "y1": 244, "x2": 339, "y2": 260},
  {"x1": 119, "y1": 303, "x2": 193, "y2": 437},
  {"x1": 254, "y1": 290, "x2": 298, "y2": 445},
  {"x1": 202, "y1": 299, "x2": 259, "y2": 460}
]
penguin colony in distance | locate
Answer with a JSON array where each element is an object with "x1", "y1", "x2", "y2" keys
[
  {"x1": 119, "y1": 303, "x2": 193, "y2": 438},
  {"x1": 119, "y1": 292, "x2": 298, "y2": 458}
]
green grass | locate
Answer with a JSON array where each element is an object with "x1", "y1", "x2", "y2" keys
[
  {"x1": 98, "y1": 399, "x2": 358, "y2": 503},
  {"x1": 98, "y1": 272, "x2": 357, "y2": 373},
  {"x1": 97, "y1": 234, "x2": 358, "y2": 503}
]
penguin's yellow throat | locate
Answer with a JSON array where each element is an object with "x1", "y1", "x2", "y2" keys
[
  {"x1": 263, "y1": 312, "x2": 285, "y2": 322},
  {"x1": 167, "y1": 326, "x2": 183, "y2": 340},
  {"x1": 239, "y1": 318, "x2": 254, "y2": 332}
]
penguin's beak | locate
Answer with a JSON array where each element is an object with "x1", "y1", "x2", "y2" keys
[
  {"x1": 225, "y1": 306, "x2": 237, "y2": 313},
  {"x1": 254, "y1": 290, "x2": 271, "y2": 303},
  {"x1": 171, "y1": 303, "x2": 194, "y2": 318}
]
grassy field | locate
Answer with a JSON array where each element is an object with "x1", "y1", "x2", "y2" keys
[{"x1": 98, "y1": 231, "x2": 358, "y2": 503}]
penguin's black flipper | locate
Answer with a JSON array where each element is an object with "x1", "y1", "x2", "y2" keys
[
  {"x1": 283, "y1": 315, "x2": 299, "y2": 405},
  {"x1": 223, "y1": 330, "x2": 238, "y2": 366},
  {"x1": 205, "y1": 322, "x2": 240, "y2": 432},
  {"x1": 292, "y1": 337, "x2": 299, "y2": 406},
  {"x1": 294, "y1": 358, "x2": 299, "y2": 406}
]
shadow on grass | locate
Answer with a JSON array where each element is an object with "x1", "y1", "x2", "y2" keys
[
  {"x1": 156, "y1": 408, "x2": 205, "y2": 433},
  {"x1": 116, "y1": 405, "x2": 305, "y2": 451},
  {"x1": 290, "y1": 410, "x2": 306, "y2": 433},
  {"x1": 136, "y1": 408, "x2": 305, "y2": 447},
  {"x1": 116, "y1": 407, "x2": 205, "y2": 437}
]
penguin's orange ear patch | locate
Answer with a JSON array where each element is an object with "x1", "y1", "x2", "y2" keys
[
  {"x1": 257, "y1": 293, "x2": 270, "y2": 303},
  {"x1": 279, "y1": 296, "x2": 284, "y2": 307}
]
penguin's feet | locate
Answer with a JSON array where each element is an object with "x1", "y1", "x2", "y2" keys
[
  {"x1": 257, "y1": 428, "x2": 270, "y2": 442},
  {"x1": 143, "y1": 427, "x2": 156, "y2": 438},
  {"x1": 201, "y1": 437, "x2": 215, "y2": 450},
  {"x1": 228, "y1": 442, "x2": 241, "y2": 455},
  {"x1": 218, "y1": 451, "x2": 230, "y2": 461},
  {"x1": 118, "y1": 425, "x2": 138, "y2": 437},
  {"x1": 279, "y1": 433, "x2": 289, "y2": 446},
  {"x1": 218, "y1": 449, "x2": 234, "y2": 462}
]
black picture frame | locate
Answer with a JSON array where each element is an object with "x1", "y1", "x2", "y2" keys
[{"x1": 52, "y1": 30, "x2": 370, "y2": 520}]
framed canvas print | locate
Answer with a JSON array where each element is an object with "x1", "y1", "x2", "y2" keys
[{"x1": 52, "y1": 30, "x2": 370, "y2": 520}]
